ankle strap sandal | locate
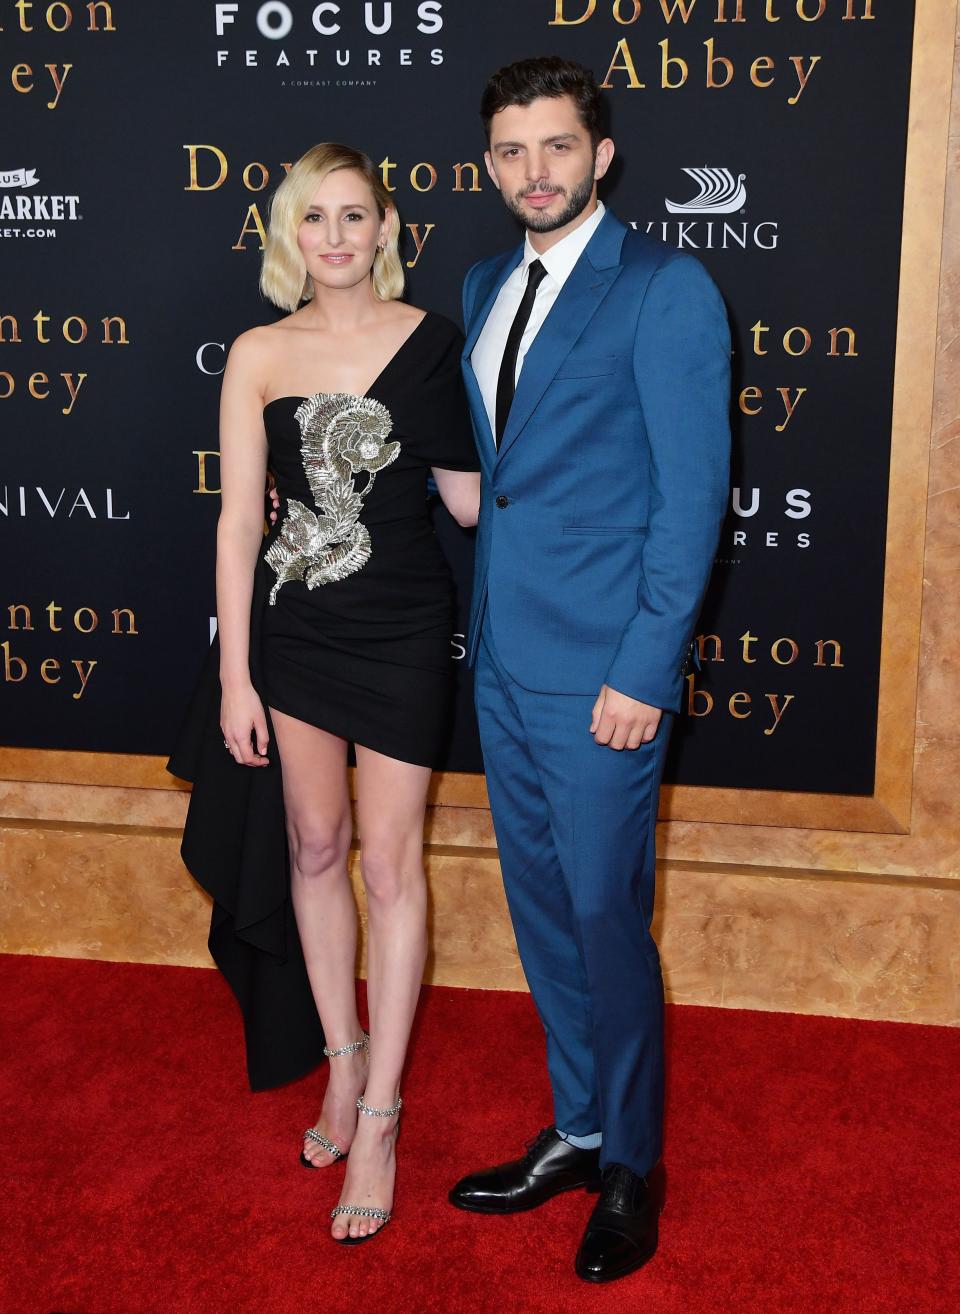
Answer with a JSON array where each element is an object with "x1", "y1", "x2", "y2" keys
[
  {"x1": 299, "y1": 1033, "x2": 370, "y2": 1170},
  {"x1": 330, "y1": 1093, "x2": 402, "y2": 1244}
]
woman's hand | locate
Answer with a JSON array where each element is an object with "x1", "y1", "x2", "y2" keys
[{"x1": 220, "y1": 681, "x2": 271, "y2": 766}]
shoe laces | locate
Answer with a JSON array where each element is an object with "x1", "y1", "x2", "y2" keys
[
  {"x1": 520, "y1": 1127, "x2": 556, "y2": 1164},
  {"x1": 601, "y1": 1162, "x2": 646, "y2": 1208}
]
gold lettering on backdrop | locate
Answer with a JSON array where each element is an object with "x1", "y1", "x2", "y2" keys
[
  {"x1": 705, "y1": 37, "x2": 734, "y2": 87},
  {"x1": 100, "y1": 314, "x2": 128, "y2": 345},
  {"x1": 452, "y1": 162, "x2": 482, "y2": 193},
  {"x1": 40, "y1": 657, "x2": 60, "y2": 683},
  {"x1": 46, "y1": 3, "x2": 72, "y2": 31},
  {"x1": 193, "y1": 451, "x2": 221, "y2": 495},
  {"x1": 111, "y1": 608, "x2": 137, "y2": 635},
  {"x1": 697, "y1": 633, "x2": 724, "y2": 662},
  {"x1": 603, "y1": 40, "x2": 822, "y2": 102},
  {"x1": 241, "y1": 162, "x2": 269, "y2": 191},
  {"x1": 775, "y1": 386, "x2": 806, "y2": 432},
  {"x1": 763, "y1": 693, "x2": 794, "y2": 735},
  {"x1": 602, "y1": 37, "x2": 645, "y2": 88},
  {"x1": 814, "y1": 639, "x2": 843, "y2": 667},
  {"x1": 739, "y1": 386, "x2": 762, "y2": 416},
  {"x1": 73, "y1": 606, "x2": 97, "y2": 633},
  {"x1": 0, "y1": 2, "x2": 116, "y2": 30},
  {"x1": 681, "y1": 631, "x2": 846, "y2": 732},
  {"x1": 0, "y1": 311, "x2": 127, "y2": 415},
  {"x1": 184, "y1": 145, "x2": 229, "y2": 191},
  {"x1": 405, "y1": 223, "x2": 435, "y2": 269},
  {"x1": 787, "y1": 54, "x2": 820, "y2": 103},
  {"x1": 410, "y1": 162, "x2": 438, "y2": 193},
  {"x1": 750, "y1": 54, "x2": 775, "y2": 86},
  {"x1": 44, "y1": 61, "x2": 72, "y2": 108},
  {"x1": 736, "y1": 320, "x2": 858, "y2": 433},
  {"x1": 771, "y1": 637, "x2": 799, "y2": 665},
  {"x1": 71, "y1": 659, "x2": 97, "y2": 699},
  {"x1": 62, "y1": 315, "x2": 87, "y2": 344},
  {"x1": 2, "y1": 596, "x2": 137, "y2": 699},
  {"x1": 87, "y1": 2, "x2": 117, "y2": 31},
  {"x1": 660, "y1": 38, "x2": 688, "y2": 88},
  {"x1": 232, "y1": 203, "x2": 267, "y2": 251},
  {"x1": 2, "y1": 641, "x2": 27, "y2": 682},
  {"x1": 687, "y1": 676, "x2": 714, "y2": 717},
  {"x1": 7, "y1": 604, "x2": 33, "y2": 630},
  {"x1": 61, "y1": 372, "x2": 86, "y2": 415},
  {"x1": 729, "y1": 691, "x2": 751, "y2": 717},
  {"x1": 616, "y1": 0, "x2": 642, "y2": 21},
  {"x1": 827, "y1": 326, "x2": 857, "y2": 357},
  {"x1": 660, "y1": 0, "x2": 697, "y2": 23},
  {"x1": 549, "y1": 0, "x2": 597, "y2": 25},
  {"x1": 379, "y1": 156, "x2": 398, "y2": 191}
]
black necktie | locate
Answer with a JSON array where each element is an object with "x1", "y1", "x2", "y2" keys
[{"x1": 495, "y1": 259, "x2": 547, "y2": 449}]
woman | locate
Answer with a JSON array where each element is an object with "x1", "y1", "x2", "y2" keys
[{"x1": 169, "y1": 143, "x2": 480, "y2": 1245}]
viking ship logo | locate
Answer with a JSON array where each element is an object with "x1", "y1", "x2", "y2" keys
[{"x1": 666, "y1": 168, "x2": 746, "y2": 215}]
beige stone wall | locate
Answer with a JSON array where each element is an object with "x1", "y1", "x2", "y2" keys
[{"x1": 1, "y1": 8, "x2": 957, "y2": 1025}]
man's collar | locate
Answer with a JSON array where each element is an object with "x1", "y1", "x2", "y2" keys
[{"x1": 521, "y1": 200, "x2": 606, "y2": 284}]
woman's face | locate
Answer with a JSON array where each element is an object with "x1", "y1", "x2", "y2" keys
[{"x1": 297, "y1": 168, "x2": 388, "y2": 294}]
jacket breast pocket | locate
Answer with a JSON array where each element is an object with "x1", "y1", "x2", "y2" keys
[
  {"x1": 553, "y1": 353, "x2": 627, "y2": 380},
  {"x1": 562, "y1": 525, "x2": 647, "y2": 536}
]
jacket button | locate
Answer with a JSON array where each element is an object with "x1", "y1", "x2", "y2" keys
[{"x1": 495, "y1": 495, "x2": 509, "y2": 509}]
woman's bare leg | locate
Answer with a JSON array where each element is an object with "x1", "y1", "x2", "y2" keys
[
  {"x1": 330, "y1": 744, "x2": 431, "y2": 1240},
  {"x1": 269, "y1": 708, "x2": 367, "y2": 1166}
]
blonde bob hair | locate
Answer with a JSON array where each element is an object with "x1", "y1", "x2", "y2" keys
[{"x1": 260, "y1": 143, "x2": 404, "y2": 312}]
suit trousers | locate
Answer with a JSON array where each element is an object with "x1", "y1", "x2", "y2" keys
[{"x1": 475, "y1": 621, "x2": 669, "y2": 1177}]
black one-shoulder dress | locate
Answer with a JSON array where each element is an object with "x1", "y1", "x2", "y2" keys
[{"x1": 168, "y1": 312, "x2": 479, "y2": 1089}]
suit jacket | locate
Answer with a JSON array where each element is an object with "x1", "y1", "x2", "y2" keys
[{"x1": 461, "y1": 208, "x2": 731, "y2": 714}]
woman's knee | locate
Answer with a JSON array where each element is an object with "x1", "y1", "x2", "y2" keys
[
  {"x1": 359, "y1": 842, "x2": 424, "y2": 906},
  {"x1": 288, "y1": 811, "x2": 352, "y2": 881}
]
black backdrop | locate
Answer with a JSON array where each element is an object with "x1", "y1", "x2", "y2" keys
[{"x1": 1, "y1": 0, "x2": 916, "y2": 792}]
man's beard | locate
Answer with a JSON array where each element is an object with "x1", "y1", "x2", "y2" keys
[{"x1": 505, "y1": 164, "x2": 595, "y2": 234}]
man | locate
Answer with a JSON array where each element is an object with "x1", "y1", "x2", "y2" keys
[{"x1": 448, "y1": 57, "x2": 731, "y2": 1283}]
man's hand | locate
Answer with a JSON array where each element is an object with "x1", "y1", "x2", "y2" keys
[
  {"x1": 590, "y1": 684, "x2": 662, "y2": 751},
  {"x1": 266, "y1": 471, "x2": 281, "y2": 525}
]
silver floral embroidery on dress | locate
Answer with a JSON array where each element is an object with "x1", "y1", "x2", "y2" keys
[{"x1": 265, "y1": 393, "x2": 399, "y2": 604}]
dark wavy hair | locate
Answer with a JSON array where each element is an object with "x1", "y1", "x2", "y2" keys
[{"x1": 480, "y1": 56, "x2": 605, "y2": 146}]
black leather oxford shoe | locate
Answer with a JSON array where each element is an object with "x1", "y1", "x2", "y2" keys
[
  {"x1": 574, "y1": 1163, "x2": 660, "y2": 1283},
  {"x1": 448, "y1": 1127, "x2": 601, "y2": 1214}
]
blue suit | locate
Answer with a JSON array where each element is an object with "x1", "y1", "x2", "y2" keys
[{"x1": 462, "y1": 210, "x2": 730, "y2": 1175}]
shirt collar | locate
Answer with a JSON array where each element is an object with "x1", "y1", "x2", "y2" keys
[{"x1": 521, "y1": 200, "x2": 606, "y2": 289}]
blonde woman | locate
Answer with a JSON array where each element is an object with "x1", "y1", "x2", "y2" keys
[{"x1": 169, "y1": 144, "x2": 480, "y2": 1244}]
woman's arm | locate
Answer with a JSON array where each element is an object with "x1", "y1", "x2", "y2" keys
[
  {"x1": 432, "y1": 468, "x2": 480, "y2": 528},
  {"x1": 216, "y1": 329, "x2": 271, "y2": 766}
]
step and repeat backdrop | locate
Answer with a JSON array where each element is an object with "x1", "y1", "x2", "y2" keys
[{"x1": 2, "y1": 0, "x2": 916, "y2": 792}]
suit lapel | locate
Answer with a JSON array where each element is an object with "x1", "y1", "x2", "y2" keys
[
  {"x1": 497, "y1": 210, "x2": 627, "y2": 462},
  {"x1": 461, "y1": 248, "x2": 521, "y2": 471}
]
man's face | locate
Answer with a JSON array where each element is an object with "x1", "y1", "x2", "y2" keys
[{"x1": 484, "y1": 93, "x2": 613, "y2": 237}]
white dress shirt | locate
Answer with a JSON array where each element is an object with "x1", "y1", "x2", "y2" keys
[{"x1": 471, "y1": 201, "x2": 607, "y2": 441}]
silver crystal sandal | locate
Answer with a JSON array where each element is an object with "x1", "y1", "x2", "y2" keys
[
  {"x1": 299, "y1": 1032, "x2": 369, "y2": 1170},
  {"x1": 330, "y1": 1093, "x2": 403, "y2": 1245}
]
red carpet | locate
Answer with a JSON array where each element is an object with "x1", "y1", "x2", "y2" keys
[{"x1": 1, "y1": 954, "x2": 957, "y2": 1314}]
